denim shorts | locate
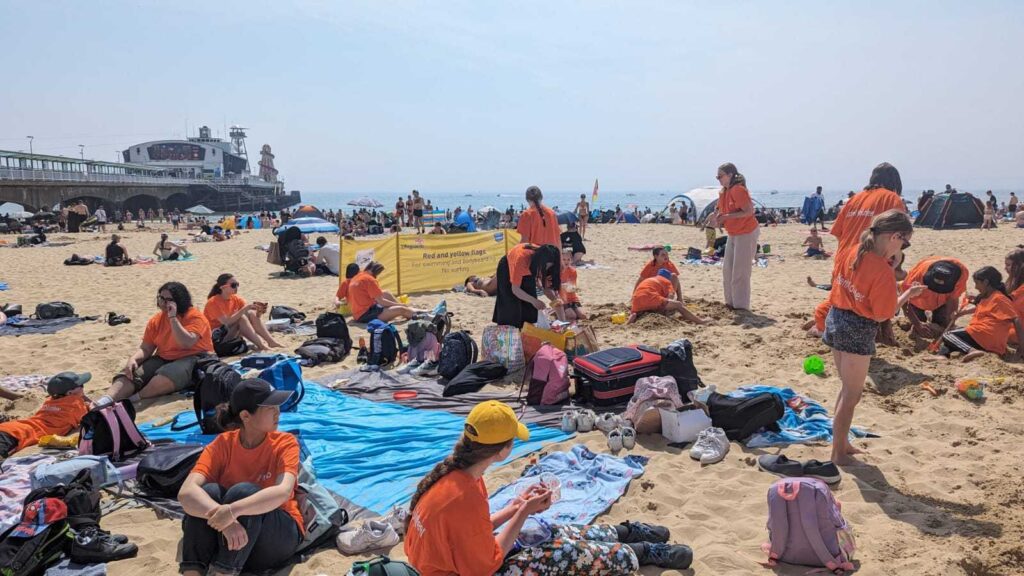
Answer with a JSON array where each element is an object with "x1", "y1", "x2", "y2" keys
[{"x1": 822, "y1": 307, "x2": 878, "y2": 356}]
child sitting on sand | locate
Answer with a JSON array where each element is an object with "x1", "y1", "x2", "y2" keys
[
  {"x1": 931, "y1": 266, "x2": 1023, "y2": 362},
  {"x1": 0, "y1": 372, "x2": 90, "y2": 461},
  {"x1": 555, "y1": 248, "x2": 587, "y2": 322},
  {"x1": 636, "y1": 246, "x2": 683, "y2": 302},
  {"x1": 802, "y1": 229, "x2": 826, "y2": 258},
  {"x1": 334, "y1": 263, "x2": 361, "y2": 309},
  {"x1": 629, "y1": 269, "x2": 708, "y2": 325}
]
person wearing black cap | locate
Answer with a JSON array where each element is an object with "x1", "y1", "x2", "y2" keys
[
  {"x1": 0, "y1": 372, "x2": 90, "y2": 460},
  {"x1": 177, "y1": 379, "x2": 303, "y2": 575},
  {"x1": 900, "y1": 257, "x2": 969, "y2": 338}
]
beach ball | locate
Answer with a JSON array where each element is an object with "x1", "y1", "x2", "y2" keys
[{"x1": 803, "y1": 355, "x2": 825, "y2": 375}]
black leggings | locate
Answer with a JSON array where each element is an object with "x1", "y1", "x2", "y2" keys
[
  {"x1": 939, "y1": 329, "x2": 983, "y2": 357},
  {"x1": 0, "y1": 431, "x2": 17, "y2": 459},
  {"x1": 180, "y1": 483, "x2": 301, "y2": 574}
]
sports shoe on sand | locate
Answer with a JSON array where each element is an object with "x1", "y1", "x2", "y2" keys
[
  {"x1": 607, "y1": 428, "x2": 623, "y2": 452},
  {"x1": 336, "y1": 520, "x2": 400, "y2": 555},
  {"x1": 757, "y1": 454, "x2": 804, "y2": 478}
]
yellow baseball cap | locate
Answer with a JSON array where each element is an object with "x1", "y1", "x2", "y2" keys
[{"x1": 464, "y1": 401, "x2": 530, "y2": 444}]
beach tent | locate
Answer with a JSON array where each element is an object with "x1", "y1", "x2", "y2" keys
[
  {"x1": 657, "y1": 195, "x2": 697, "y2": 222},
  {"x1": 698, "y1": 197, "x2": 768, "y2": 225},
  {"x1": 237, "y1": 215, "x2": 262, "y2": 229},
  {"x1": 274, "y1": 216, "x2": 340, "y2": 235},
  {"x1": 186, "y1": 204, "x2": 214, "y2": 215},
  {"x1": 685, "y1": 186, "x2": 722, "y2": 216},
  {"x1": 292, "y1": 204, "x2": 326, "y2": 219},
  {"x1": 914, "y1": 192, "x2": 984, "y2": 229},
  {"x1": 453, "y1": 211, "x2": 477, "y2": 232},
  {"x1": 622, "y1": 213, "x2": 640, "y2": 224},
  {"x1": 554, "y1": 209, "x2": 578, "y2": 225}
]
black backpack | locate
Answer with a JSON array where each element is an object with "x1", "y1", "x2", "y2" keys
[
  {"x1": 33, "y1": 302, "x2": 75, "y2": 320},
  {"x1": 136, "y1": 443, "x2": 204, "y2": 497},
  {"x1": 706, "y1": 392, "x2": 785, "y2": 442},
  {"x1": 271, "y1": 305, "x2": 306, "y2": 322},
  {"x1": 658, "y1": 339, "x2": 702, "y2": 397},
  {"x1": 173, "y1": 358, "x2": 242, "y2": 434},
  {"x1": 1, "y1": 303, "x2": 22, "y2": 317},
  {"x1": 316, "y1": 312, "x2": 352, "y2": 349},
  {"x1": 213, "y1": 336, "x2": 248, "y2": 358},
  {"x1": 366, "y1": 320, "x2": 404, "y2": 367},
  {"x1": 78, "y1": 400, "x2": 149, "y2": 462},
  {"x1": 0, "y1": 508, "x2": 71, "y2": 576},
  {"x1": 295, "y1": 337, "x2": 350, "y2": 367},
  {"x1": 437, "y1": 331, "x2": 478, "y2": 380},
  {"x1": 62, "y1": 254, "x2": 93, "y2": 266}
]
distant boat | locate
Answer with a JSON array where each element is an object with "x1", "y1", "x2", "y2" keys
[
  {"x1": 770, "y1": 190, "x2": 779, "y2": 195},
  {"x1": 627, "y1": 193, "x2": 636, "y2": 197}
]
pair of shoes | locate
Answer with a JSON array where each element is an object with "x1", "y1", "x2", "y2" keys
[
  {"x1": 106, "y1": 312, "x2": 130, "y2": 326},
  {"x1": 689, "y1": 427, "x2": 729, "y2": 464},
  {"x1": 607, "y1": 426, "x2": 636, "y2": 452},
  {"x1": 397, "y1": 360, "x2": 422, "y2": 375},
  {"x1": 757, "y1": 454, "x2": 841, "y2": 484},
  {"x1": 69, "y1": 526, "x2": 137, "y2": 564},
  {"x1": 595, "y1": 413, "x2": 624, "y2": 433},
  {"x1": 411, "y1": 360, "x2": 439, "y2": 377},
  {"x1": 336, "y1": 519, "x2": 400, "y2": 555},
  {"x1": 381, "y1": 504, "x2": 410, "y2": 537},
  {"x1": 618, "y1": 520, "x2": 670, "y2": 544},
  {"x1": 559, "y1": 409, "x2": 596, "y2": 433},
  {"x1": 631, "y1": 541, "x2": 693, "y2": 570}
]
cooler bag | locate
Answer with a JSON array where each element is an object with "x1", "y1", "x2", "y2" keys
[{"x1": 572, "y1": 345, "x2": 661, "y2": 406}]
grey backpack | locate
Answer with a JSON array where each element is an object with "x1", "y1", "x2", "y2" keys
[
  {"x1": 295, "y1": 455, "x2": 349, "y2": 556},
  {"x1": 765, "y1": 477, "x2": 856, "y2": 572}
]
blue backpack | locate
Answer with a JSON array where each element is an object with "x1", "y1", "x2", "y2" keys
[
  {"x1": 366, "y1": 320, "x2": 405, "y2": 367},
  {"x1": 258, "y1": 356, "x2": 305, "y2": 412}
]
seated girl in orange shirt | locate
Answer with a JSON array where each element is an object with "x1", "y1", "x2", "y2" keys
[
  {"x1": 932, "y1": 266, "x2": 1024, "y2": 362},
  {"x1": 635, "y1": 247, "x2": 682, "y2": 302},
  {"x1": 205, "y1": 273, "x2": 281, "y2": 353},
  {"x1": 554, "y1": 249, "x2": 587, "y2": 322},
  {"x1": 628, "y1": 270, "x2": 708, "y2": 325},
  {"x1": 334, "y1": 263, "x2": 361, "y2": 308}
]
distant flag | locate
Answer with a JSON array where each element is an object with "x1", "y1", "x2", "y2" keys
[{"x1": 592, "y1": 179, "x2": 599, "y2": 205}]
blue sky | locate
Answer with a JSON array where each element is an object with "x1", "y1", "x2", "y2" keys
[{"x1": 1, "y1": 1, "x2": 1022, "y2": 193}]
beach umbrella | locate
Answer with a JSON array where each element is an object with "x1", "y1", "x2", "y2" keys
[
  {"x1": 31, "y1": 210, "x2": 56, "y2": 221},
  {"x1": 292, "y1": 204, "x2": 326, "y2": 219},
  {"x1": 478, "y1": 205, "x2": 499, "y2": 213},
  {"x1": 186, "y1": 204, "x2": 215, "y2": 214},
  {"x1": 274, "y1": 216, "x2": 340, "y2": 235},
  {"x1": 347, "y1": 197, "x2": 383, "y2": 208},
  {"x1": 554, "y1": 209, "x2": 578, "y2": 225}
]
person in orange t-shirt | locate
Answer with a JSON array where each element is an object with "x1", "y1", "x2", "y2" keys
[
  {"x1": 334, "y1": 263, "x2": 361, "y2": 307},
  {"x1": 101, "y1": 281, "x2": 213, "y2": 405},
  {"x1": 205, "y1": 273, "x2": 281, "y2": 353},
  {"x1": 1004, "y1": 247, "x2": 1024, "y2": 347},
  {"x1": 492, "y1": 243, "x2": 562, "y2": 329},
  {"x1": 0, "y1": 372, "x2": 89, "y2": 459},
  {"x1": 629, "y1": 271, "x2": 708, "y2": 325},
  {"x1": 824, "y1": 210, "x2": 924, "y2": 466},
  {"x1": 347, "y1": 262, "x2": 425, "y2": 324},
  {"x1": 713, "y1": 162, "x2": 760, "y2": 311},
  {"x1": 516, "y1": 186, "x2": 562, "y2": 248},
  {"x1": 177, "y1": 379, "x2": 303, "y2": 575},
  {"x1": 899, "y1": 257, "x2": 969, "y2": 338},
  {"x1": 935, "y1": 267, "x2": 1024, "y2": 361},
  {"x1": 554, "y1": 249, "x2": 587, "y2": 322},
  {"x1": 404, "y1": 401, "x2": 693, "y2": 575},
  {"x1": 801, "y1": 299, "x2": 832, "y2": 338},
  {"x1": 635, "y1": 246, "x2": 682, "y2": 302},
  {"x1": 830, "y1": 162, "x2": 907, "y2": 255}
]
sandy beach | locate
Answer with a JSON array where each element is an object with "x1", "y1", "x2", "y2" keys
[{"x1": 2, "y1": 221, "x2": 1022, "y2": 576}]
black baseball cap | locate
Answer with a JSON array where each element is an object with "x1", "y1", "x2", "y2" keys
[
  {"x1": 923, "y1": 260, "x2": 962, "y2": 294},
  {"x1": 230, "y1": 378, "x2": 293, "y2": 415},
  {"x1": 46, "y1": 372, "x2": 90, "y2": 397}
]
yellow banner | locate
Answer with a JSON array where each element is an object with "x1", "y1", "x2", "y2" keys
[{"x1": 339, "y1": 230, "x2": 521, "y2": 294}]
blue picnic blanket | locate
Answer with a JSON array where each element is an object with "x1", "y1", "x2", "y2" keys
[
  {"x1": 728, "y1": 385, "x2": 871, "y2": 447},
  {"x1": 488, "y1": 445, "x2": 647, "y2": 529},
  {"x1": 0, "y1": 316, "x2": 85, "y2": 336},
  {"x1": 139, "y1": 382, "x2": 572, "y2": 516}
]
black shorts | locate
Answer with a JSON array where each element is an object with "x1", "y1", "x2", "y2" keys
[
  {"x1": 413, "y1": 209, "x2": 424, "y2": 218},
  {"x1": 358, "y1": 304, "x2": 384, "y2": 324},
  {"x1": 564, "y1": 302, "x2": 582, "y2": 310},
  {"x1": 822, "y1": 307, "x2": 878, "y2": 356}
]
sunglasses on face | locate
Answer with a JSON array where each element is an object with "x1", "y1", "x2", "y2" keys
[
  {"x1": 156, "y1": 295, "x2": 172, "y2": 304},
  {"x1": 229, "y1": 282, "x2": 239, "y2": 289}
]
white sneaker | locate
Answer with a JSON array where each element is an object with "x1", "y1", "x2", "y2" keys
[
  {"x1": 576, "y1": 409, "x2": 597, "y2": 432},
  {"x1": 607, "y1": 428, "x2": 623, "y2": 452},
  {"x1": 595, "y1": 413, "x2": 622, "y2": 433},
  {"x1": 560, "y1": 410, "x2": 579, "y2": 433},
  {"x1": 412, "y1": 360, "x2": 438, "y2": 377},
  {"x1": 381, "y1": 505, "x2": 410, "y2": 537},
  {"x1": 688, "y1": 384, "x2": 716, "y2": 405},
  {"x1": 689, "y1": 428, "x2": 715, "y2": 460},
  {"x1": 336, "y1": 520, "x2": 400, "y2": 555},
  {"x1": 699, "y1": 427, "x2": 730, "y2": 465},
  {"x1": 621, "y1": 426, "x2": 636, "y2": 450},
  {"x1": 397, "y1": 360, "x2": 422, "y2": 375}
]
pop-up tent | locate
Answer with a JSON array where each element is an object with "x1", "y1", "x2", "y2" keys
[
  {"x1": 698, "y1": 197, "x2": 768, "y2": 225},
  {"x1": 914, "y1": 193, "x2": 984, "y2": 229}
]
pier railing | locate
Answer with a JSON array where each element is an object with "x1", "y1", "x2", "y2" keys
[{"x1": 0, "y1": 167, "x2": 276, "y2": 189}]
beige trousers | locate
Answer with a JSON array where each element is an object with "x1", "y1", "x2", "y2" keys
[{"x1": 722, "y1": 226, "x2": 759, "y2": 310}]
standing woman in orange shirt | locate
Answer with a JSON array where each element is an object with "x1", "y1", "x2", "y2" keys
[
  {"x1": 516, "y1": 186, "x2": 562, "y2": 248},
  {"x1": 713, "y1": 163, "x2": 760, "y2": 310},
  {"x1": 824, "y1": 210, "x2": 924, "y2": 465}
]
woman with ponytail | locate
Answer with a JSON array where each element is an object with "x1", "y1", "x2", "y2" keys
[
  {"x1": 404, "y1": 401, "x2": 693, "y2": 575},
  {"x1": 517, "y1": 186, "x2": 562, "y2": 248},
  {"x1": 492, "y1": 243, "x2": 561, "y2": 328},
  {"x1": 203, "y1": 273, "x2": 282, "y2": 353},
  {"x1": 177, "y1": 379, "x2": 302, "y2": 575},
  {"x1": 1004, "y1": 247, "x2": 1024, "y2": 349},
  {"x1": 933, "y1": 266, "x2": 1023, "y2": 361},
  {"x1": 713, "y1": 163, "x2": 759, "y2": 310},
  {"x1": 830, "y1": 162, "x2": 907, "y2": 254},
  {"x1": 825, "y1": 210, "x2": 925, "y2": 465}
]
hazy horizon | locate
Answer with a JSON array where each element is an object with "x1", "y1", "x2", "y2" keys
[{"x1": 2, "y1": 1, "x2": 1022, "y2": 194}]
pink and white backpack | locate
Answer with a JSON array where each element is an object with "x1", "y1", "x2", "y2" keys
[
  {"x1": 764, "y1": 477, "x2": 856, "y2": 573},
  {"x1": 520, "y1": 343, "x2": 569, "y2": 405}
]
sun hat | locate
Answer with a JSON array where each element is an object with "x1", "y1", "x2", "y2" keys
[
  {"x1": 923, "y1": 260, "x2": 962, "y2": 294},
  {"x1": 657, "y1": 268, "x2": 674, "y2": 280},
  {"x1": 230, "y1": 378, "x2": 293, "y2": 415},
  {"x1": 464, "y1": 400, "x2": 529, "y2": 444},
  {"x1": 46, "y1": 372, "x2": 91, "y2": 397}
]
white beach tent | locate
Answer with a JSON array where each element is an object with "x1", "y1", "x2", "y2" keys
[{"x1": 186, "y1": 205, "x2": 215, "y2": 215}]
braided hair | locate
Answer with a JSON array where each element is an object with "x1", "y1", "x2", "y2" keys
[{"x1": 526, "y1": 186, "x2": 548, "y2": 227}]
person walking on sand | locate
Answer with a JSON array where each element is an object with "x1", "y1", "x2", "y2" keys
[
  {"x1": 823, "y1": 210, "x2": 925, "y2": 466},
  {"x1": 714, "y1": 162, "x2": 759, "y2": 311},
  {"x1": 576, "y1": 194, "x2": 590, "y2": 240}
]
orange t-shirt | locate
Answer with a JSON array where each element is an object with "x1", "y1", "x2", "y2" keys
[
  {"x1": 0, "y1": 394, "x2": 88, "y2": 452},
  {"x1": 348, "y1": 271, "x2": 383, "y2": 321},
  {"x1": 336, "y1": 279, "x2": 350, "y2": 300},
  {"x1": 191, "y1": 429, "x2": 304, "y2": 534},
  {"x1": 830, "y1": 188, "x2": 906, "y2": 253},
  {"x1": 814, "y1": 299, "x2": 832, "y2": 332},
  {"x1": 404, "y1": 470, "x2": 504, "y2": 576},
  {"x1": 203, "y1": 294, "x2": 247, "y2": 330},
  {"x1": 639, "y1": 259, "x2": 679, "y2": 280},
  {"x1": 142, "y1": 308, "x2": 214, "y2": 360},
  {"x1": 560, "y1": 265, "x2": 580, "y2": 304},
  {"x1": 1008, "y1": 285, "x2": 1024, "y2": 344},
  {"x1": 965, "y1": 292, "x2": 1018, "y2": 355},
  {"x1": 719, "y1": 185, "x2": 758, "y2": 236},
  {"x1": 900, "y1": 257, "x2": 968, "y2": 312},
  {"x1": 829, "y1": 247, "x2": 898, "y2": 322},
  {"x1": 517, "y1": 205, "x2": 561, "y2": 248},
  {"x1": 632, "y1": 276, "x2": 673, "y2": 313},
  {"x1": 506, "y1": 243, "x2": 536, "y2": 286}
]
